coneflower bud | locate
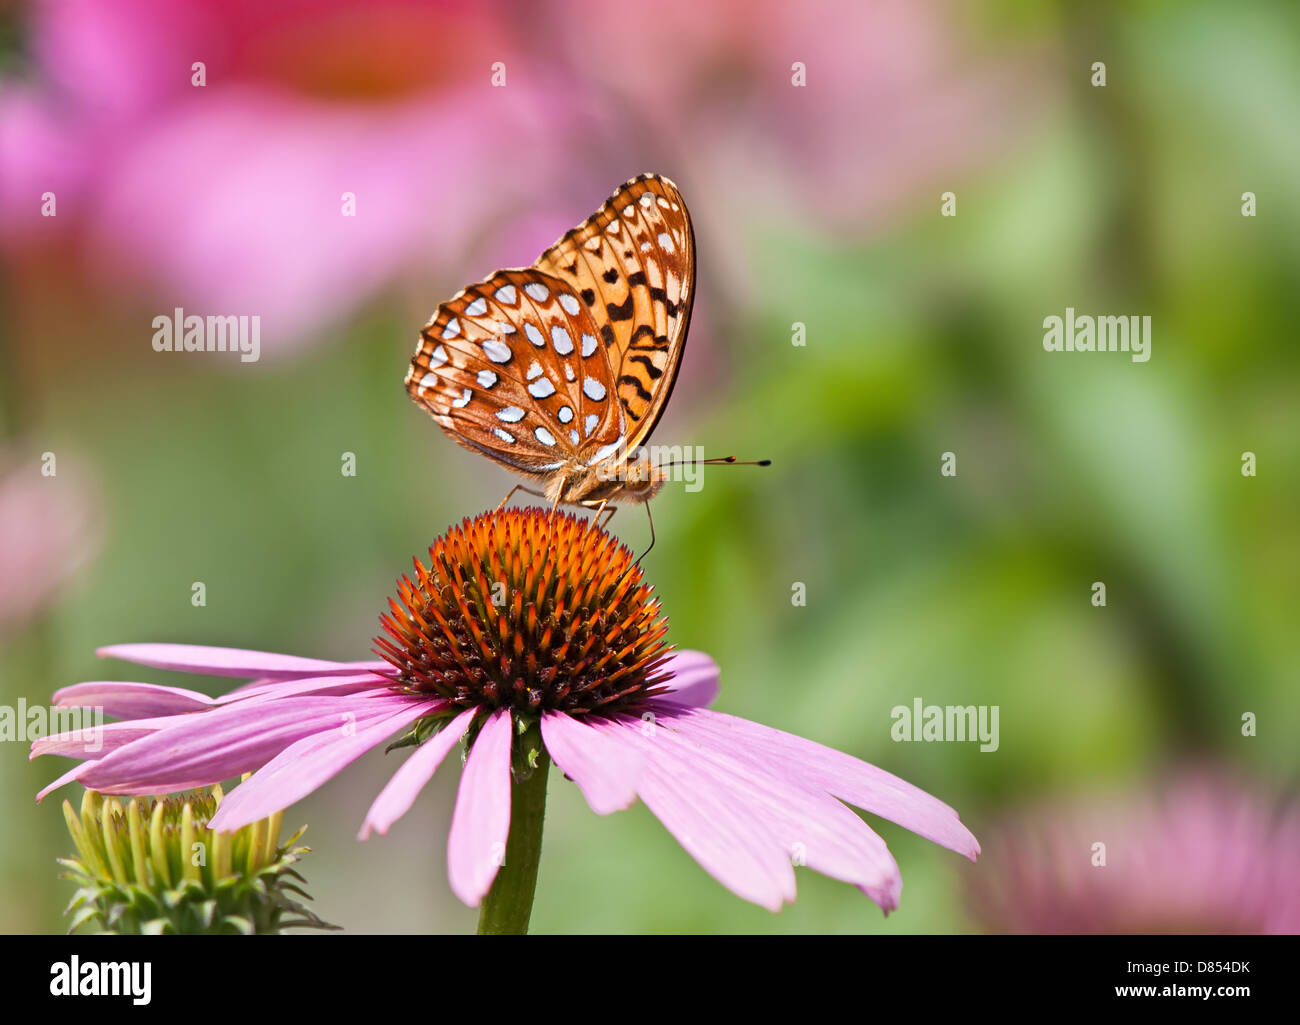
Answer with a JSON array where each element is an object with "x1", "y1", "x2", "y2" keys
[{"x1": 59, "y1": 784, "x2": 337, "y2": 934}]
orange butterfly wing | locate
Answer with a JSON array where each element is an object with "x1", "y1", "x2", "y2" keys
[
  {"x1": 533, "y1": 173, "x2": 695, "y2": 451},
  {"x1": 407, "y1": 269, "x2": 625, "y2": 478},
  {"x1": 408, "y1": 173, "x2": 694, "y2": 490}
]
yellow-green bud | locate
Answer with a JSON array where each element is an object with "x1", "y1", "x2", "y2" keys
[{"x1": 58, "y1": 784, "x2": 337, "y2": 935}]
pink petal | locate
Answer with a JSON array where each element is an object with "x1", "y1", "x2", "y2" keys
[
  {"x1": 96, "y1": 643, "x2": 371, "y2": 679},
  {"x1": 591, "y1": 718, "x2": 796, "y2": 911},
  {"x1": 360, "y1": 707, "x2": 477, "y2": 839},
  {"x1": 213, "y1": 672, "x2": 389, "y2": 705},
  {"x1": 623, "y1": 712, "x2": 903, "y2": 910},
  {"x1": 210, "y1": 699, "x2": 439, "y2": 832},
  {"x1": 216, "y1": 676, "x2": 277, "y2": 697},
  {"x1": 541, "y1": 711, "x2": 643, "y2": 815},
  {"x1": 52, "y1": 681, "x2": 216, "y2": 719},
  {"x1": 32, "y1": 715, "x2": 175, "y2": 761},
  {"x1": 331, "y1": 660, "x2": 393, "y2": 672},
  {"x1": 36, "y1": 763, "x2": 93, "y2": 803},
  {"x1": 76, "y1": 693, "x2": 420, "y2": 796},
  {"x1": 661, "y1": 706, "x2": 980, "y2": 861},
  {"x1": 656, "y1": 651, "x2": 720, "y2": 707},
  {"x1": 446, "y1": 709, "x2": 514, "y2": 907},
  {"x1": 216, "y1": 661, "x2": 392, "y2": 698}
]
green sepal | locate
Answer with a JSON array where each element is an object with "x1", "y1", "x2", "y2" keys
[{"x1": 65, "y1": 904, "x2": 101, "y2": 934}]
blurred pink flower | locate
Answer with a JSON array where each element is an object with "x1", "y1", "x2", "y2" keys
[
  {"x1": 0, "y1": 449, "x2": 100, "y2": 634},
  {"x1": 0, "y1": 0, "x2": 585, "y2": 354},
  {"x1": 966, "y1": 772, "x2": 1300, "y2": 934},
  {"x1": 543, "y1": 0, "x2": 1046, "y2": 238}
]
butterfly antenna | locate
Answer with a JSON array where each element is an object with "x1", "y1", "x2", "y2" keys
[
  {"x1": 617, "y1": 459, "x2": 769, "y2": 574},
  {"x1": 632, "y1": 501, "x2": 656, "y2": 569},
  {"x1": 654, "y1": 456, "x2": 773, "y2": 469}
]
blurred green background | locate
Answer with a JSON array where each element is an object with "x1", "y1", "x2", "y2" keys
[{"x1": 2, "y1": 0, "x2": 1297, "y2": 933}]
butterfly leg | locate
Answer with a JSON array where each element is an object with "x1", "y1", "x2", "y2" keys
[
  {"x1": 547, "y1": 477, "x2": 567, "y2": 523},
  {"x1": 496, "y1": 483, "x2": 548, "y2": 511},
  {"x1": 496, "y1": 484, "x2": 523, "y2": 511},
  {"x1": 577, "y1": 499, "x2": 619, "y2": 531}
]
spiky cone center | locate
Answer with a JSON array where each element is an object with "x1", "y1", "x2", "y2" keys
[{"x1": 375, "y1": 507, "x2": 673, "y2": 717}]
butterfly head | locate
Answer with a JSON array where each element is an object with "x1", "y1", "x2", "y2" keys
[
  {"x1": 558, "y1": 450, "x2": 668, "y2": 506},
  {"x1": 620, "y1": 455, "x2": 670, "y2": 498}
]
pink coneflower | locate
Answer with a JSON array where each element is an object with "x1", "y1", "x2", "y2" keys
[
  {"x1": 35, "y1": 508, "x2": 978, "y2": 930},
  {"x1": 543, "y1": 0, "x2": 1046, "y2": 237},
  {"x1": 0, "y1": 0, "x2": 586, "y2": 353},
  {"x1": 965, "y1": 771, "x2": 1300, "y2": 934}
]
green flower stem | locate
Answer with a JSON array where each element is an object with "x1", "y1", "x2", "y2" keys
[{"x1": 477, "y1": 730, "x2": 550, "y2": 935}]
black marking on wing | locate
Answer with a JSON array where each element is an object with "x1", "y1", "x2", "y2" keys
[
  {"x1": 607, "y1": 295, "x2": 635, "y2": 321},
  {"x1": 649, "y1": 287, "x2": 678, "y2": 316},
  {"x1": 619, "y1": 375, "x2": 653, "y2": 402},
  {"x1": 629, "y1": 354, "x2": 663, "y2": 379}
]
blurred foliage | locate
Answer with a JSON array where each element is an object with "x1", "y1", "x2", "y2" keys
[{"x1": 2, "y1": 0, "x2": 1298, "y2": 933}]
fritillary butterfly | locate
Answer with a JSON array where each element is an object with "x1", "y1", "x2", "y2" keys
[{"x1": 406, "y1": 173, "x2": 694, "y2": 510}]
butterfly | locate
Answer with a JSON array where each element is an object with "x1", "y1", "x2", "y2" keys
[{"x1": 406, "y1": 173, "x2": 696, "y2": 514}]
